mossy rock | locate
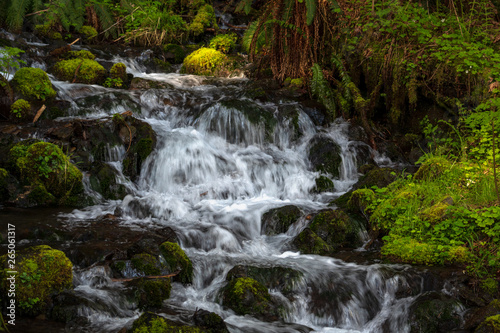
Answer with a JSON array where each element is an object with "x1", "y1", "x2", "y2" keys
[
  {"x1": 10, "y1": 98, "x2": 31, "y2": 121},
  {"x1": 414, "y1": 156, "x2": 452, "y2": 181},
  {"x1": 347, "y1": 188, "x2": 375, "y2": 214},
  {"x1": 409, "y1": 292, "x2": 463, "y2": 333},
  {"x1": 12, "y1": 67, "x2": 56, "y2": 101},
  {"x1": 163, "y1": 44, "x2": 189, "y2": 64},
  {"x1": 292, "y1": 228, "x2": 331, "y2": 255},
  {"x1": 221, "y1": 277, "x2": 272, "y2": 317},
  {"x1": 209, "y1": 33, "x2": 237, "y2": 54},
  {"x1": 65, "y1": 50, "x2": 96, "y2": 60},
  {"x1": 420, "y1": 196, "x2": 453, "y2": 224},
  {"x1": 159, "y1": 242, "x2": 193, "y2": 284},
  {"x1": 131, "y1": 312, "x2": 203, "y2": 333},
  {"x1": 126, "y1": 278, "x2": 171, "y2": 310},
  {"x1": 467, "y1": 300, "x2": 500, "y2": 331},
  {"x1": 9, "y1": 141, "x2": 83, "y2": 205},
  {"x1": 0, "y1": 168, "x2": 9, "y2": 202},
  {"x1": 476, "y1": 314, "x2": 500, "y2": 333},
  {"x1": 53, "y1": 58, "x2": 106, "y2": 84},
  {"x1": 307, "y1": 134, "x2": 342, "y2": 178},
  {"x1": 261, "y1": 205, "x2": 302, "y2": 235},
  {"x1": 312, "y1": 175, "x2": 335, "y2": 193},
  {"x1": 0, "y1": 245, "x2": 73, "y2": 316},
  {"x1": 226, "y1": 265, "x2": 303, "y2": 296},
  {"x1": 89, "y1": 162, "x2": 127, "y2": 200},
  {"x1": 79, "y1": 26, "x2": 98, "y2": 40},
  {"x1": 110, "y1": 62, "x2": 127, "y2": 82},
  {"x1": 181, "y1": 47, "x2": 228, "y2": 76},
  {"x1": 352, "y1": 166, "x2": 398, "y2": 191},
  {"x1": 131, "y1": 253, "x2": 166, "y2": 276}
]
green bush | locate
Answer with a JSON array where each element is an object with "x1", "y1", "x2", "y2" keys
[
  {"x1": 12, "y1": 67, "x2": 56, "y2": 101},
  {"x1": 53, "y1": 59, "x2": 106, "y2": 84},
  {"x1": 209, "y1": 33, "x2": 237, "y2": 54}
]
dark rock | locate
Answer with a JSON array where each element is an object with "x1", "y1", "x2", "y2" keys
[
  {"x1": 89, "y1": 162, "x2": 128, "y2": 200},
  {"x1": 125, "y1": 278, "x2": 171, "y2": 310},
  {"x1": 261, "y1": 205, "x2": 302, "y2": 235},
  {"x1": 193, "y1": 309, "x2": 229, "y2": 333},
  {"x1": 312, "y1": 175, "x2": 335, "y2": 193},
  {"x1": 307, "y1": 134, "x2": 342, "y2": 178},
  {"x1": 409, "y1": 292, "x2": 463, "y2": 333}
]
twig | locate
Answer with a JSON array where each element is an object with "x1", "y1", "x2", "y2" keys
[
  {"x1": 32, "y1": 105, "x2": 46, "y2": 123},
  {"x1": 111, "y1": 271, "x2": 180, "y2": 282},
  {"x1": 25, "y1": 9, "x2": 49, "y2": 17},
  {"x1": 68, "y1": 38, "x2": 80, "y2": 46}
]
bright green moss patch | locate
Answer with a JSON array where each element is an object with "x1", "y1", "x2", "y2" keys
[
  {"x1": 188, "y1": 5, "x2": 216, "y2": 36},
  {"x1": 209, "y1": 33, "x2": 237, "y2": 54},
  {"x1": 476, "y1": 314, "x2": 500, "y2": 333},
  {"x1": 79, "y1": 26, "x2": 98, "y2": 40},
  {"x1": 53, "y1": 58, "x2": 106, "y2": 84},
  {"x1": 0, "y1": 245, "x2": 73, "y2": 316},
  {"x1": 110, "y1": 62, "x2": 127, "y2": 81},
  {"x1": 159, "y1": 242, "x2": 193, "y2": 284},
  {"x1": 10, "y1": 99, "x2": 31, "y2": 120},
  {"x1": 221, "y1": 277, "x2": 271, "y2": 316},
  {"x1": 181, "y1": 47, "x2": 228, "y2": 76},
  {"x1": 65, "y1": 50, "x2": 96, "y2": 60},
  {"x1": 12, "y1": 67, "x2": 56, "y2": 101}
]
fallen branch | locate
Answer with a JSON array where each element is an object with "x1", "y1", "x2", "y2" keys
[
  {"x1": 32, "y1": 105, "x2": 46, "y2": 123},
  {"x1": 111, "y1": 271, "x2": 180, "y2": 282},
  {"x1": 25, "y1": 8, "x2": 49, "y2": 17},
  {"x1": 68, "y1": 38, "x2": 80, "y2": 46}
]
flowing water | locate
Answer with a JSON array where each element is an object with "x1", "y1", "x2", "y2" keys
[{"x1": 4, "y1": 45, "x2": 457, "y2": 332}]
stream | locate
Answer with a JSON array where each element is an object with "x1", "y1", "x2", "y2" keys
[{"x1": 1, "y1": 39, "x2": 468, "y2": 333}]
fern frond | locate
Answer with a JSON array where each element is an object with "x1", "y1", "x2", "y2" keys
[
  {"x1": 265, "y1": 19, "x2": 305, "y2": 37},
  {"x1": 235, "y1": 0, "x2": 253, "y2": 15},
  {"x1": 305, "y1": 0, "x2": 316, "y2": 25},
  {"x1": 282, "y1": 0, "x2": 295, "y2": 22},
  {"x1": 311, "y1": 63, "x2": 336, "y2": 118},
  {"x1": 6, "y1": 0, "x2": 32, "y2": 31},
  {"x1": 93, "y1": 0, "x2": 116, "y2": 38},
  {"x1": 331, "y1": 54, "x2": 353, "y2": 106}
]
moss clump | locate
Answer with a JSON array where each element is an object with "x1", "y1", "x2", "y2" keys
[
  {"x1": 109, "y1": 62, "x2": 127, "y2": 81},
  {"x1": 209, "y1": 33, "x2": 237, "y2": 54},
  {"x1": 0, "y1": 245, "x2": 73, "y2": 316},
  {"x1": 12, "y1": 68, "x2": 56, "y2": 101},
  {"x1": 414, "y1": 156, "x2": 452, "y2": 181},
  {"x1": 132, "y1": 313, "x2": 202, "y2": 333},
  {"x1": 313, "y1": 175, "x2": 335, "y2": 193},
  {"x1": 261, "y1": 205, "x2": 302, "y2": 235},
  {"x1": 65, "y1": 50, "x2": 96, "y2": 60},
  {"x1": 347, "y1": 188, "x2": 375, "y2": 214},
  {"x1": 181, "y1": 47, "x2": 228, "y2": 76},
  {"x1": 129, "y1": 278, "x2": 171, "y2": 310},
  {"x1": 476, "y1": 314, "x2": 500, "y2": 333},
  {"x1": 420, "y1": 197, "x2": 453, "y2": 224},
  {"x1": 221, "y1": 277, "x2": 271, "y2": 316},
  {"x1": 0, "y1": 168, "x2": 10, "y2": 202},
  {"x1": 79, "y1": 26, "x2": 98, "y2": 40},
  {"x1": 9, "y1": 141, "x2": 83, "y2": 204},
  {"x1": 53, "y1": 58, "x2": 106, "y2": 84},
  {"x1": 131, "y1": 253, "x2": 162, "y2": 276},
  {"x1": 159, "y1": 242, "x2": 193, "y2": 284},
  {"x1": 10, "y1": 99, "x2": 31, "y2": 121},
  {"x1": 35, "y1": 24, "x2": 61, "y2": 40},
  {"x1": 188, "y1": 5, "x2": 217, "y2": 36},
  {"x1": 292, "y1": 228, "x2": 331, "y2": 255}
]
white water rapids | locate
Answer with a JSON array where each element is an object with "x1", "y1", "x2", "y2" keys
[{"x1": 45, "y1": 52, "x2": 426, "y2": 333}]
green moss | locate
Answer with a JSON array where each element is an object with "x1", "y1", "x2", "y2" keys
[
  {"x1": 159, "y1": 242, "x2": 193, "y2": 284},
  {"x1": 220, "y1": 100, "x2": 277, "y2": 139},
  {"x1": 209, "y1": 33, "x2": 237, "y2": 54},
  {"x1": 182, "y1": 47, "x2": 228, "y2": 76},
  {"x1": 35, "y1": 24, "x2": 61, "y2": 40},
  {"x1": 307, "y1": 136, "x2": 342, "y2": 178},
  {"x1": 221, "y1": 277, "x2": 271, "y2": 316},
  {"x1": 9, "y1": 141, "x2": 83, "y2": 204},
  {"x1": 0, "y1": 245, "x2": 73, "y2": 316},
  {"x1": 66, "y1": 50, "x2": 96, "y2": 60},
  {"x1": 476, "y1": 314, "x2": 500, "y2": 333},
  {"x1": 10, "y1": 99, "x2": 31, "y2": 120},
  {"x1": 132, "y1": 279, "x2": 171, "y2": 310},
  {"x1": 131, "y1": 253, "x2": 162, "y2": 276},
  {"x1": 293, "y1": 228, "x2": 331, "y2": 255},
  {"x1": 12, "y1": 68, "x2": 56, "y2": 101},
  {"x1": 313, "y1": 175, "x2": 335, "y2": 193},
  {"x1": 414, "y1": 156, "x2": 452, "y2": 181},
  {"x1": 188, "y1": 5, "x2": 216, "y2": 36},
  {"x1": 110, "y1": 62, "x2": 127, "y2": 81},
  {"x1": 163, "y1": 44, "x2": 187, "y2": 64},
  {"x1": 290, "y1": 78, "x2": 303, "y2": 87},
  {"x1": 420, "y1": 198, "x2": 452, "y2": 224},
  {"x1": 53, "y1": 58, "x2": 106, "y2": 84},
  {"x1": 27, "y1": 183, "x2": 56, "y2": 206},
  {"x1": 481, "y1": 278, "x2": 499, "y2": 296},
  {"x1": 79, "y1": 26, "x2": 98, "y2": 40},
  {"x1": 347, "y1": 188, "x2": 375, "y2": 214},
  {"x1": 309, "y1": 210, "x2": 358, "y2": 248},
  {"x1": 136, "y1": 138, "x2": 153, "y2": 161},
  {"x1": 262, "y1": 205, "x2": 301, "y2": 235},
  {"x1": 132, "y1": 313, "x2": 202, "y2": 333}
]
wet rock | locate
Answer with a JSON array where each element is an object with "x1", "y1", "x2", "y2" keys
[
  {"x1": 130, "y1": 253, "x2": 167, "y2": 276},
  {"x1": 312, "y1": 175, "x2": 335, "y2": 193},
  {"x1": 130, "y1": 312, "x2": 204, "y2": 333},
  {"x1": 192, "y1": 309, "x2": 229, "y2": 333},
  {"x1": 125, "y1": 278, "x2": 171, "y2": 310},
  {"x1": 261, "y1": 205, "x2": 302, "y2": 235},
  {"x1": 0, "y1": 245, "x2": 73, "y2": 317},
  {"x1": 89, "y1": 162, "x2": 128, "y2": 200},
  {"x1": 159, "y1": 242, "x2": 193, "y2": 285},
  {"x1": 292, "y1": 228, "x2": 331, "y2": 256},
  {"x1": 49, "y1": 290, "x2": 91, "y2": 324},
  {"x1": 226, "y1": 265, "x2": 303, "y2": 297},
  {"x1": 220, "y1": 277, "x2": 277, "y2": 320},
  {"x1": 307, "y1": 134, "x2": 342, "y2": 178},
  {"x1": 129, "y1": 77, "x2": 174, "y2": 90},
  {"x1": 409, "y1": 292, "x2": 463, "y2": 333}
]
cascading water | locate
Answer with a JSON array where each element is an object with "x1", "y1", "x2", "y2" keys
[{"x1": 30, "y1": 52, "x2": 444, "y2": 333}]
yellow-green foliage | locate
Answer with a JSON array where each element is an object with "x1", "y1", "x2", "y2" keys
[
  {"x1": 53, "y1": 59, "x2": 106, "y2": 84},
  {"x1": 35, "y1": 24, "x2": 62, "y2": 40},
  {"x1": 0, "y1": 245, "x2": 73, "y2": 316},
  {"x1": 12, "y1": 68, "x2": 56, "y2": 101},
  {"x1": 347, "y1": 188, "x2": 375, "y2": 214},
  {"x1": 10, "y1": 99, "x2": 31, "y2": 120},
  {"x1": 9, "y1": 141, "x2": 83, "y2": 203},
  {"x1": 420, "y1": 198, "x2": 452, "y2": 224},
  {"x1": 414, "y1": 156, "x2": 452, "y2": 181},
  {"x1": 159, "y1": 242, "x2": 193, "y2": 284},
  {"x1": 209, "y1": 33, "x2": 237, "y2": 54},
  {"x1": 182, "y1": 47, "x2": 228, "y2": 76},
  {"x1": 188, "y1": 4, "x2": 216, "y2": 36},
  {"x1": 476, "y1": 314, "x2": 500, "y2": 332},
  {"x1": 79, "y1": 26, "x2": 98, "y2": 40},
  {"x1": 66, "y1": 50, "x2": 96, "y2": 60}
]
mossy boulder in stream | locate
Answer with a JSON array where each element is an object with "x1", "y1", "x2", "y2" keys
[
  {"x1": 126, "y1": 278, "x2": 171, "y2": 310},
  {"x1": 89, "y1": 162, "x2": 128, "y2": 200},
  {"x1": 312, "y1": 175, "x2": 335, "y2": 193},
  {"x1": 181, "y1": 47, "x2": 228, "y2": 76},
  {"x1": 0, "y1": 245, "x2": 73, "y2": 316},
  {"x1": 159, "y1": 242, "x2": 193, "y2": 284},
  {"x1": 476, "y1": 314, "x2": 500, "y2": 333},
  {"x1": 408, "y1": 292, "x2": 463, "y2": 333},
  {"x1": 307, "y1": 134, "x2": 342, "y2": 178},
  {"x1": 221, "y1": 277, "x2": 273, "y2": 318},
  {"x1": 293, "y1": 209, "x2": 360, "y2": 255},
  {"x1": 10, "y1": 98, "x2": 31, "y2": 122},
  {"x1": 11, "y1": 67, "x2": 56, "y2": 101},
  {"x1": 261, "y1": 205, "x2": 302, "y2": 235},
  {"x1": 8, "y1": 141, "x2": 83, "y2": 206},
  {"x1": 131, "y1": 253, "x2": 166, "y2": 276},
  {"x1": 53, "y1": 58, "x2": 106, "y2": 84},
  {"x1": 131, "y1": 312, "x2": 206, "y2": 333}
]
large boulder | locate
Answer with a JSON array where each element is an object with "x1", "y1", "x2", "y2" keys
[
  {"x1": 261, "y1": 205, "x2": 302, "y2": 235},
  {"x1": 307, "y1": 134, "x2": 342, "y2": 178},
  {"x1": 11, "y1": 67, "x2": 56, "y2": 102}
]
